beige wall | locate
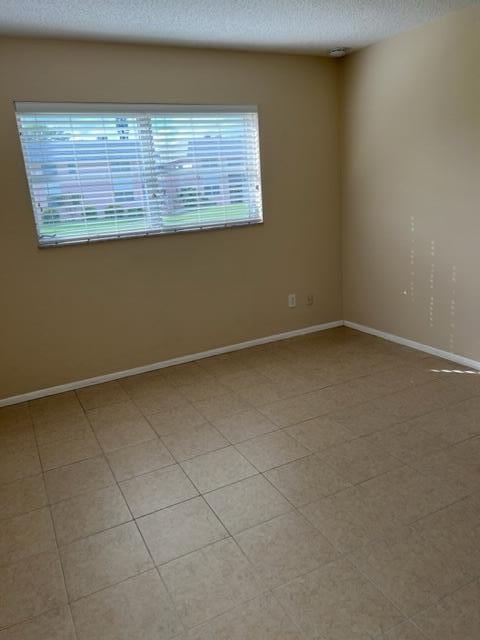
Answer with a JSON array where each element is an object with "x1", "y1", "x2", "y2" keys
[
  {"x1": 342, "y1": 7, "x2": 480, "y2": 361},
  {"x1": 0, "y1": 37, "x2": 342, "y2": 399}
]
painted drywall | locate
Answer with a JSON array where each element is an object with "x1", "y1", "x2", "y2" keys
[
  {"x1": 0, "y1": 37, "x2": 342, "y2": 399},
  {"x1": 342, "y1": 7, "x2": 480, "y2": 361}
]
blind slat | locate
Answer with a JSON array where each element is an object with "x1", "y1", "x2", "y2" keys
[
  {"x1": 15, "y1": 102, "x2": 258, "y2": 114},
  {"x1": 16, "y1": 104, "x2": 263, "y2": 246}
]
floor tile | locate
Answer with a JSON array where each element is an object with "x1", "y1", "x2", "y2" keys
[
  {"x1": 413, "y1": 356, "x2": 468, "y2": 377},
  {"x1": 38, "y1": 432, "x2": 101, "y2": 471},
  {"x1": 120, "y1": 465, "x2": 198, "y2": 517},
  {"x1": 71, "y1": 569, "x2": 182, "y2": 640},
  {"x1": 137, "y1": 496, "x2": 227, "y2": 564},
  {"x1": 373, "y1": 620, "x2": 430, "y2": 639},
  {"x1": 373, "y1": 380, "x2": 472, "y2": 424},
  {"x1": 413, "y1": 580, "x2": 480, "y2": 640},
  {"x1": 449, "y1": 434, "x2": 480, "y2": 470},
  {"x1": 181, "y1": 447, "x2": 257, "y2": 493},
  {"x1": 162, "y1": 423, "x2": 228, "y2": 461},
  {"x1": 212, "y1": 409, "x2": 277, "y2": 444},
  {"x1": 52, "y1": 485, "x2": 131, "y2": 545},
  {"x1": 409, "y1": 448, "x2": 480, "y2": 499},
  {"x1": 354, "y1": 365, "x2": 439, "y2": 398},
  {"x1": 368, "y1": 421, "x2": 450, "y2": 464},
  {"x1": 162, "y1": 362, "x2": 213, "y2": 387},
  {"x1": 0, "y1": 404, "x2": 30, "y2": 429},
  {"x1": 398, "y1": 397, "x2": 480, "y2": 444},
  {"x1": 196, "y1": 353, "x2": 249, "y2": 376},
  {"x1": 204, "y1": 475, "x2": 291, "y2": 534},
  {"x1": 179, "y1": 379, "x2": 230, "y2": 402},
  {"x1": 194, "y1": 393, "x2": 250, "y2": 421},
  {"x1": 86, "y1": 399, "x2": 143, "y2": 426},
  {"x1": 76, "y1": 381, "x2": 129, "y2": 410},
  {"x1": 60, "y1": 522, "x2": 152, "y2": 601},
  {"x1": 309, "y1": 380, "x2": 378, "y2": 415},
  {"x1": 300, "y1": 486, "x2": 390, "y2": 553},
  {"x1": 350, "y1": 526, "x2": 471, "y2": 616},
  {"x1": 92, "y1": 417, "x2": 157, "y2": 453},
  {"x1": 45, "y1": 456, "x2": 115, "y2": 504},
  {"x1": 236, "y1": 431, "x2": 310, "y2": 472},
  {"x1": 236, "y1": 381, "x2": 290, "y2": 407},
  {"x1": 0, "y1": 551, "x2": 67, "y2": 630},
  {"x1": 87, "y1": 402, "x2": 156, "y2": 452},
  {"x1": 159, "y1": 538, "x2": 263, "y2": 628},
  {"x1": 411, "y1": 493, "x2": 480, "y2": 578},
  {"x1": 274, "y1": 558, "x2": 403, "y2": 640},
  {"x1": 445, "y1": 367, "x2": 480, "y2": 395},
  {"x1": 265, "y1": 454, "x2": 350, "y2": 506},
  {"x1": 2, "y1": 331, "x2": 478, "y2": 638},
  {"x1": 0, "y1": 422, "x2": 36, "y2": 450},
  {"x1": 216, "y1": 369, "x2": 271, "y2": 391},
  {"x1": 29, "y1": 392, "x2": 83, "y2": 426},
  {"x1": 259, "y1": 394, "x2": 320, "y2": 428},
  {"x1": 0, "y1": 444, "x2": 41, "y2": 485},
  {"x1": 256, "y1": 374, "x2": 317, "y2": 398},
  {"x1": 127, "y1": 386, "x2": 187, "y2": 415},
  {"x1": 147, "y1": 404, "x2": 206, "y2": 436},
  {"x1": 0, "y1": 606, "x2": 75, "y2": 640},
  {"x1": 187, "y1": 592, "x2": 304, "y2": 640},
  {"x1": 286, "y1": 415, "x2": 354, "y2": 452},
  {"x1": 317, "y1": 436, "x2": 403, "y2": 484},
  {"x1": 235, "y1": 511, "x2": 336, "y2": 588},
  {"x1": 106, "y1": 439, "x2": 174, "y2": 481},
  {"x1": 120, "y1": 371, "x2": 174, "y2": 395},
  {"x1": 0, "y1": 475, "x2": 47, "y2": 521},
  {"x1": 0, "y1": 508, "x2": 56, "y2": 567},
  {"x1": 357, "y1": 465, "x2": 460, "y2": 526},
  {"x1": 33, "y1": 414, "x2": 93, "y2": 448},
  {"x1": 327, "y1": 400, "x2": 400, "y2": 436}
]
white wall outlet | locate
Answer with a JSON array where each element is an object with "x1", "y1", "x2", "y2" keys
[
  {"x1": 306, "y1": 294, "x2": 314, "y2": 306},
  {"x1": 288, "y1": 293, "x2": 296, "y2": 308}
]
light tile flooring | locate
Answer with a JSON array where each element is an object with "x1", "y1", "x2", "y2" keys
[{"x1": 1, "y1": 327, "x2": 480, "y2": 639}]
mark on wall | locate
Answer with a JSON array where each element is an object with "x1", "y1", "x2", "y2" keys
[
  {"x1": 407, "y1": 221, "x2": 458, "y2": 350},
  {"x1": 409, "y1": 216, "x2": 416, "y2": 301},
  {"x1": 429, "y1": 240, "x2": 435, "y2": 328},
  {"x1": 449, "y1": 265, "x2": 457, "y2": 351}
]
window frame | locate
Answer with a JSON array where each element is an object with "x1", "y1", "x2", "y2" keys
[{"x1": 15, "y1": 102, "x2": 264, "y2": 248}]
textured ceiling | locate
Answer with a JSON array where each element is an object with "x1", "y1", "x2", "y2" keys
[{"x1": 0, "y1": 0, "x2": 475, "y2": 54}]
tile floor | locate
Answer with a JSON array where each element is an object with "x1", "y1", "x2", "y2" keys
[{"x1": 1, "y1": 327, "x2": 480, "y2": 639}]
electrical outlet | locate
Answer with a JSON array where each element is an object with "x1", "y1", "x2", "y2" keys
[
  {"x1": 306, "y1": 294, "x2": 314, "y2": 306},
  {"x1": 288, "y1": 293, "x2": 296, "y2": 308}
]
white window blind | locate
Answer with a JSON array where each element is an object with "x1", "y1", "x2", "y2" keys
[{"x1": 15, "y1": 103, "x2": 263, "y2": 247}]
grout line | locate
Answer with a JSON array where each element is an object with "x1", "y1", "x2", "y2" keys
[
  {"x1": 25, "y1": 402, "x2": 79, "y2": 639},
  {"x1": 0, "y1": 603, "x2": 78, "y2": 637},
  {"x1": 18, "y1": 406, "x2": 480, "y2": 519},
  {"x1": 153, "y1": 532, "x2": 235, "y2": 569},
  {"x1": 159, "y1": 433, "x2": 232, "y2": 466},
  {"x1": 131, "y1": 518, "x2": 187, "y2": 635},
  {"x1": 399, "y1": 577, "x2": 480, "y2": 640},
  {"x1": 67, "y1": 565, "x2": 157, "y2": 608},
  {"x1": 11, "y1": 418, "x2": 480, "y2": 501},
  {"x1": 76, "y1": 389, "x2": 188, "y2": 634},
  {"x1": 343, "y1": 506, "x2": 480, "y2": 624},
  {"x1": 3, "y1": 332, "x2": 480, "y2": 635},
  {"x1": 1, "y1": 321, "x2": 345, "y2": 408},
  {"x1": 176, "y1": 589, "x2": 274, "y2": 636}
]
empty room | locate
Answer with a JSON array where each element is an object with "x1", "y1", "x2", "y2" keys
[{"x1": 0, "y1": 1, "x2": 479, "y2": 638}]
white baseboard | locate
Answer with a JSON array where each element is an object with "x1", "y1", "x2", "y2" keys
[
  {"x1": 5, "y1": 318, "x2": 477, "y2": 408},
  {"x1": 344, "y1": 320, "x2": 480, "y2": 371},
  {"x1": 0, "y1": 320, "x2": 344, "y2": 407}
]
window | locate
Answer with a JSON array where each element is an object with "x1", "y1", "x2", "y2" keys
[{"x1": 15, "y1": 103, "x2": 263, "y2": 247}]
